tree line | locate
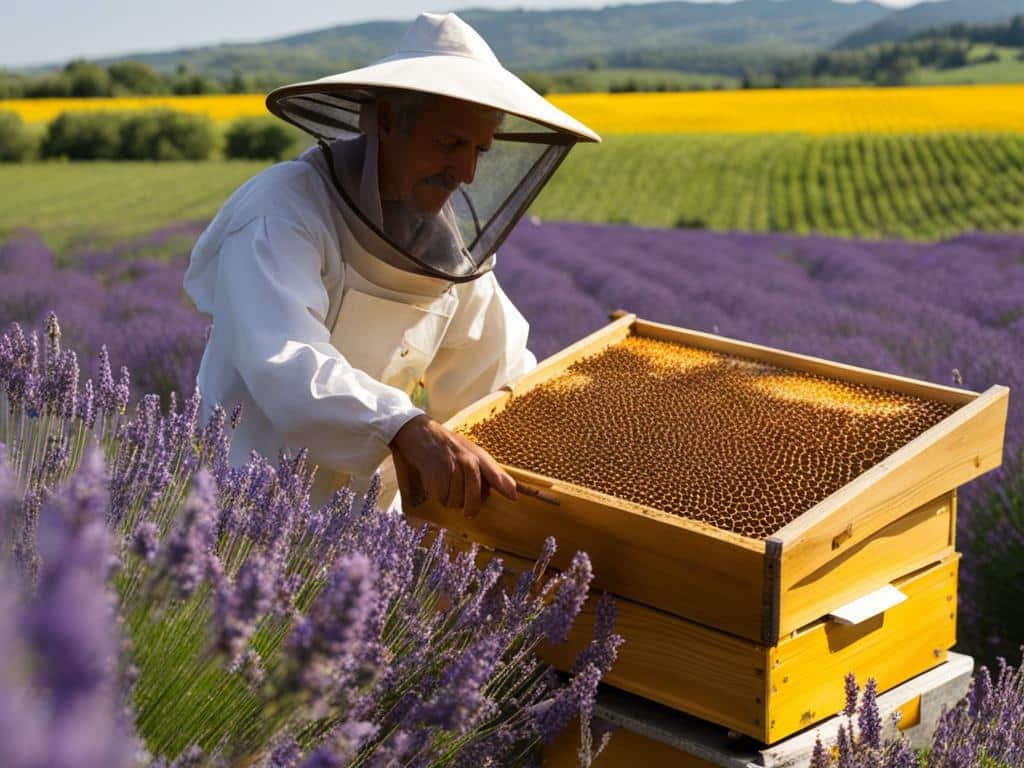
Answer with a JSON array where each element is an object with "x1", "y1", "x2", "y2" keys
[
  {"x1": 0, "y1": 108, "x2": 298, "y2": 162},
  {"x1": 3, "y1": 14, "x2": 1023, "y2": 100},
  {"x1": 747, "y1": 14, "x2": 1024, "y2": 88},
  {"x1": 0, "y1": 60, "x2": 283, "y2": 100}
]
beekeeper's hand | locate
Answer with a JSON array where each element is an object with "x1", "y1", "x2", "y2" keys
[{"x1": 389, "y1": 414, "x2": 518, "y2": 517}]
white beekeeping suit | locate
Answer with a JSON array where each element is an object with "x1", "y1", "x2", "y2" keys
[{"x1": 183, "y1": 12, "x2": 600, "y2": 510}]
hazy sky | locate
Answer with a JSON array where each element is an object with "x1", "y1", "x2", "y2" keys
[{"x1": 2, "y1": 0, "x2": 926, "y2": 68}]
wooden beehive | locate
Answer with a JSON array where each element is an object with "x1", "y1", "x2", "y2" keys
[{"x1": 409, "y1": 312, "x2": 1008, "y2": 741}]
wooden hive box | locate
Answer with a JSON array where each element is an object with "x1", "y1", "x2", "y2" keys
[
  {"x1": 543, "y1": 652, "x2": 975, "y2": 767},
  {"x1": 409, "y1": 312, "x2": 1008, "y2": 741}
]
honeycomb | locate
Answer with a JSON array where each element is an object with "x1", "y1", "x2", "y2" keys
[{"x1": 462, "y1": 335, "x2": 959, "y2": 539}]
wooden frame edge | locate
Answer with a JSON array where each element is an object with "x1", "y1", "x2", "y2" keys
[
  {"x1": 773, "y1": 384, "x2": 1009, "y2": 547},
  {"x1": 632, "y1": 318, "x2": 980, "y2": 407},
  {"x1": 506, "y1": 311, "x2": 637, "y2": 397}
]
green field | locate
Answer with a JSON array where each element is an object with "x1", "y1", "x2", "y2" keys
[
  {"x1": 0, "y1": 160, "x2": 268, "y2": 255},
  {"x1": 3, "y1": 132, "x2": 1024, "y2": 256},
  {"x1": 522, "y1": 67, "x2": 741, "y2": 93},
  {"x1": 537, "y1": 133, "x2": 1024, "y2": 239},
  {"x1": 910, "y1": 46, "x2": 1024, "y2": 86}
]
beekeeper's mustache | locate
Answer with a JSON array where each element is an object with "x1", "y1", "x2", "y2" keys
[{"x1": 422, "y1": 173, "x2": 459, "y2": 192}]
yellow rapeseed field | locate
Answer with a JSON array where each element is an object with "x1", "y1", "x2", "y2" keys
[
  {"x1": 549, "y1": 84, "x2": 1024, "y2": 134},
  {"x1": 5, "y1": 84, "x2": 1024, "y2": 134},
  {"x1": 5, "y1": 94, "x2": 268, "y2": 124}
]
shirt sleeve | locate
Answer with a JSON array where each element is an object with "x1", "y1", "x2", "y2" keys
[
  {"x1": 212, "y1": 214, "x2": 424, "y2": 477},
  {"x1": 425, "y1": 269, "x2": 538, "y2": 424}
]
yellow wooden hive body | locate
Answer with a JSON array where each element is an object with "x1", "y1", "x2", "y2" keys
[{"x1": 409, "y1": 313, "x2": 1008, "y2": 743}]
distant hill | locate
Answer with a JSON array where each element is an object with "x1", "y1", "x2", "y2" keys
[
  {"x1": 835, "y1": 0, "x2": 1024, "y2": 48},
  {"x1": 90, "y1": 0, "x2": 892, "y2": 82}
]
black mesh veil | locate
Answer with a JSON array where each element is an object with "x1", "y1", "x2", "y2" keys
[{"x1": 269, "y1": 89, "x2": 577, "y2": 282}]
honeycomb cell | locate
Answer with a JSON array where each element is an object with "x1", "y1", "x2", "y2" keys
[{"x1": 461, "y1": 335, "x2": 959, "y2": 539}]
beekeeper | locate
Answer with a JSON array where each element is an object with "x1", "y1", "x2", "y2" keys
[{"x1": 183, "y1": 12, "x2": 599, "y2": 514}]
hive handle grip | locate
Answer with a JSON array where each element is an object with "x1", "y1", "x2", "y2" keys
[
  {"x1": 829, "y1": 584, "x2": 907, "y2": 626},
  {"x1": 515, "y1": 482, "x2": 561, "y2": 506}
]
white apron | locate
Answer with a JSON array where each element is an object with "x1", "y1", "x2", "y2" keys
[{"x1": 303, "y1": 149, "x2": 460, "y2": 510}]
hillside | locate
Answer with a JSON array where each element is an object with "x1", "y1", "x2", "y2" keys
[
  {"x1": 836, "y1": 0, "x2": 1024, "y2": 48},
  {"x1": 90, "y1": 0, "x2": 892, "y2": 81}
]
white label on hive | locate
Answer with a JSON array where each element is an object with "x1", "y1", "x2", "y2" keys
[{"x1": 829, "y1": 584, "x2": 908, "y2": 625}]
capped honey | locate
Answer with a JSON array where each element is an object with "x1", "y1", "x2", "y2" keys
[{"x1": 463, "y1": 335, "x2": 958, "y2": 538}]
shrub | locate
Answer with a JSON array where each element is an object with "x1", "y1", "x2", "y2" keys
[
  {"x1": 224, "y1": 116, "x2": 295, "y2": 161},
  {"x1": 107, "y1": 60, "x2": 168, "y2": 95},
  {"x1": 40, "y1": 109, "x2": 215, "y2": 161},
  {"x1": 40, "y1": 110, "x2": 124, "y2": 160},
  {"x1": 118, "y1": 109, "x2": 215, "y2": 161},
  {"x1": 0, "y1": 110, "x2": 35, "y2": 162}
]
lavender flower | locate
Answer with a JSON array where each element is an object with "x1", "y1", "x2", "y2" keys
[
  {"x1": 530, "y1": 663, "x2": 603, "y2": 743},
  {"x1": 159, "y1": 468, "x2": 218, "y2": 599},
  {"x1": 212, "y1": 551, "x2": 275, "y2": 661},
  {"x1": 843, "y1": 673, "x2": 860, "y2": 718},
  {"x1": 572, "y1": 593, "x2": 624, "y2": 677},
  {"x1": 857, "y1": 678, "x2": 882, "y2": 749},
  {"x1": 130, "y1": 520, "x2": 159, "y2": 561},
  {"x1": 0, "y1": 446, "x2": 136, "y2": 768},
  {"x1": 285, "y1": 553, "x2": 379, "y2": 710},
  {"x1": 536, "y1": 551, "x2": 593, "y2": 645},
  {"x1": 1, "y1": 310, "x2": 628, "y2": 766}
]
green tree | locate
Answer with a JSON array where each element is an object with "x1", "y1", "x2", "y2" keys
[
  {"x1": 24, "y1": 74, "x2": 72, "y2": 98},
  {"x1": 171, "y1": 63, "x2": 222, "y2": 95},
  {"x1": 0, "y1": 110, "x2": 35, "y2": 161},
  {"x1": 0, "y1": 70, "x2": 26, "y2": 99},
  {"x1": 108, "y1": 61, "x2": 168, "y2": 95},
  {"x1": 65, "y1": 59, "x2": 112, "y2": 97}
]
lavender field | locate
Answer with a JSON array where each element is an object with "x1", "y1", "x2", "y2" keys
[{"x1": 2, "y1": 219, "x2": 1022, "y2": 663}]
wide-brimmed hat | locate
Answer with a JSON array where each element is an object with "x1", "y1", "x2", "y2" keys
[{"x1": 266, "y1": 12, "x2": 600, "y2": 143}]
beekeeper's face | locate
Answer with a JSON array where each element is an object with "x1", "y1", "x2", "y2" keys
[{"x1": 378, "y1": 94, "x2": 501, "y2": 216}]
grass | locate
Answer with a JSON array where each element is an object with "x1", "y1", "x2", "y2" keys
[
  {"x1": 523, "y1": 67, "x2": 741, "y2": 93},
  {"x1": 0, "y1": 160, "x2": 269, "y2": 255},
  {"x1": 910, "y1": 46, "x2": 1024, "y2": 86},
  {"x1": 3, "y1": 132, "x2": 1024, "y2": 256},
  {"x1": 534, "y1": 132, "x2": 1024, "y2": 238}
]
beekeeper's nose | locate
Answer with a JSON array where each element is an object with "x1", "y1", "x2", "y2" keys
[{"x1": 449, "y1": 145, "x2": 478, "y2": 185}]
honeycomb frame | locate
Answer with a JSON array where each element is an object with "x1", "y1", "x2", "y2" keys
[
  {"x1": 410, "y1": 313, "x2": 1008, "y2": 646},
  {"x1": 462, "y1": 334, "x2": 958, "y2": 539}
]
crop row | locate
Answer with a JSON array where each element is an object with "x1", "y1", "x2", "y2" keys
[
  {"x1": 2, "y1": 132, "x2": 1023, "y2": 254},
  {"x1": 535, "y1": 132, "x2": 1024, "y2": 240}
]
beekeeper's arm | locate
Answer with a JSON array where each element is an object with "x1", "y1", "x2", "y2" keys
[
  {"x1": 212, "y1": 214, "x2": 517, "y2": 510},
  {"x1": 212, "y1": 214, "x2": 425, "y2": 478},
  {"x1": 389, "y1": 269, "x2": 532, "y2": 516}
]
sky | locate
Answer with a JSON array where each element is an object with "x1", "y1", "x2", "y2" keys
[{"x1": 2, "y1": 0, "x2": 926, "y2": 69}]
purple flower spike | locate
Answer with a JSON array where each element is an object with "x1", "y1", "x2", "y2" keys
[
  {"x1": 413, "y1": 633, "x2": 504, "y2": 733},
  {"x1": 530, "y1": 663, "x2": 602, "y2": 743},
  {"x1": 857, "y1": 678, "x2": 882, "y2": 749},
  {"x1": 572, "y1": 592, "x2": 623, "y2": 677},
  {"x1": 843, "y1": 672, "x2": 858, "y2": 718},
  {"x1": 0, "y1": 446, "x2": 137, "y2": 768},
  {"x1": 537, "y1": 551, "x2": 593, "y2": 645},
  {"x1": 130, "y1": 521, "x2": 159, "y2": 562},
  {"x1": 213, "y1": 551, "x2": 275, "y2": 662},
  {"x1": 161, "y1": 469, "x2": 218, "y2": 599},
  {"x1": 287, "y1": 553, "x2": 379, "y2": 709}
]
